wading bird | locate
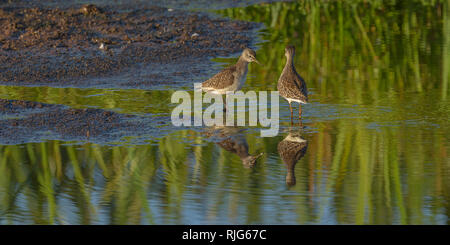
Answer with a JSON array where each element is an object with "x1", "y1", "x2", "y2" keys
[
  {"x1": 202, "y1": 48, "x2": 260, "y2": 96},
  {"x1": 277, "y1": 45, "x2": 308, "y2": 124}
]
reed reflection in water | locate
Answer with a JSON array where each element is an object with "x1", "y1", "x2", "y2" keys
[{"x1": 0, "y1": 116, "x2": 448, "y2": 224}]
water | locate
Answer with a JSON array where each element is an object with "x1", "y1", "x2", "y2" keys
[{"x1": 0, "y1": 0, "x2": 449, "y2": 224}]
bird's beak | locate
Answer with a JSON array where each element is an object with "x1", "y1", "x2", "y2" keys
[{"x1": 254, "y1": 59, "x2": 261, "y2": 65}]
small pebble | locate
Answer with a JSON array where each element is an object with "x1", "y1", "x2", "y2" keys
[
  {"x1": 168, "y1": 8, "x2": 174, "y2": 12},
  {"x1": 99, "y1": 43, "x2": 106, "y2": 50},
  {"x1": 191, "y1": 33, "x2": 199, "y2": 38}
]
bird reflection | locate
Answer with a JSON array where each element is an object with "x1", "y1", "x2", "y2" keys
[
  {"x1": 277, "y1": 127, "x2": 308, "y2": 186},
  {"x1": 203, "y1": 127, "x2": 263, "y2": 168}
]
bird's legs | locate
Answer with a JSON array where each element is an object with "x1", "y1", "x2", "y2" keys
[
  {"x1": 298, "y1": 104, "x2": 303, "y2": 126},
  {"x1": 223, "y1": 95, "x2": 227, "y2": 112},
  {"x1": 289, "y1": 102, "x2": 293, "y2": 125},
  {"x1": 298, "y1": 104, "x2": 302, "y2": 119}
]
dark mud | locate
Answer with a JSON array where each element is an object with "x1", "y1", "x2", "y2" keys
[
  {"x1": 0, "y1": 98, "x2": 166, "y2": 145},
  {"x1": 0, "y1": 0, "x2": 289, "y2": 10},
  {"x1": 0, "y1": 4, "x2": 258, "y2": 88},
  {"x1": 0, "y1": 98, "x2": 54, "y2": 113}
]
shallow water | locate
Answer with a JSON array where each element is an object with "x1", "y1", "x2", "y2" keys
[{"x1": 0, "y1": 1, "x2": 449, "y2": 224}]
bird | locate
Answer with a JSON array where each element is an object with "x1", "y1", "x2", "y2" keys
[
  {"x1": 277, "y1": 45, "x2": 308, "y2": 123},
  {"x1": 202, "y1": 48, "x2": 260, "y2": 95},
  {"x1": 203, "y1": 126, "x2": 263, "y2": 168},
  {"x1": 277, "y1": 129, "x2": 308, "y2": 186}
]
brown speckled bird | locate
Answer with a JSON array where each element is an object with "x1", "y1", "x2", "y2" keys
[
  {"x1": 277, "y1": 130, "x2": 308, "y2": 186},
  {"x1": 202, "y1": 48, "x2": 260, "y2": 95},
  {"x1": 277, "y1": 45, "x2": 308, "y2": 122}
]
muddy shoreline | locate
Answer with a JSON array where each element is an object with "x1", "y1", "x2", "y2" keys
[
  {"x1": 0, "y1": 2, "x2": 263, "y2": 144},
  {"x1": 0, "y1": 0, "x2": 288, "y2": 10},
  {"x1": 0, "y1": 98, "x2": 168, "y2": 144},
  {"x1": 0, "y1": 4, "x2": 259, "y2": 88}
]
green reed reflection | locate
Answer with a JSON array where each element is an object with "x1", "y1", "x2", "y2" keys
[
  {"x1": 218, "y1": 0, "x2": 448, "y2": 99},
  {"x1": 0, "y1": 85, "x2": 174, "y2": 115},
  {"x1": 0, "y1": 116, "x2": 448, "y2": 224},
  {"x1": 0, "y1": 141, "x2": 164, "y2": 224},
  {"x1": 444, "y1": 0, "x2": 450, "y2": 99}
]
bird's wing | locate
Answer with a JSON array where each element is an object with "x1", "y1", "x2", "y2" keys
[
  {"x1": 202, "y1": 66, "x2": 236, "y2": 90},
  {"x1": 293, "y1": 73, "x2": 308, "y2": 102},
  {"x1": 278, "y1": 72, "x2": 308, "y2": 103}
]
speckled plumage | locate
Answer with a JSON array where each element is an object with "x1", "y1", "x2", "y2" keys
[
  {"x1": 277, "y1": 47, "x2": 308, "y2": 103},
  {"x1": 202, "y1": 48, "x2": 259, "y2": 94},
  {"x1": 277, "y1": 69, "x2": 308, "y2": 103},
  {"x1": 202, "y1": 65, "x2": 239, "y2": 91}
]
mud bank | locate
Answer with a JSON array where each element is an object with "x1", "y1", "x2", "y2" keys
[
  {"x1": 0, "y1": 4, "x2": 258, "y2": 88},
  {"x1": 0, "y1": 98, "x2": 167, "y2": 145},
  {"x1": 0, "y1": 0, "x2": 290, "y2": 10}
]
